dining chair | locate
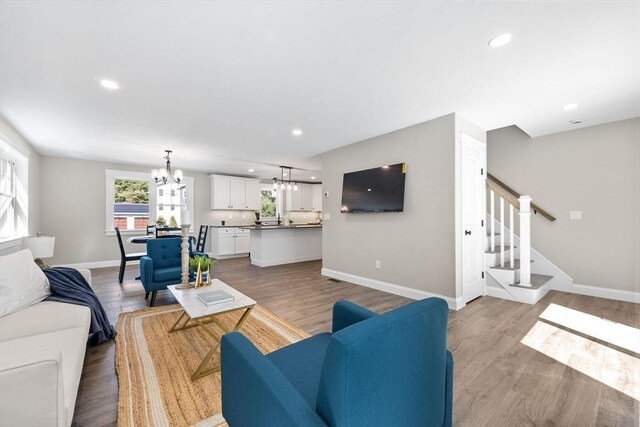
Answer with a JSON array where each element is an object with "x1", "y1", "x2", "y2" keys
[
  {"x1": 155, "y1": 226, "x2": 181, "y2": 238},
  {"x1": 146, "y1": 224, "x2": 156, "y2": 236},
  {"x1": 196, "y1": 225, "x2": 209, "y2": 252},
  {"x1": 115, "y1": 227, "x2": 146, "y2": 284}
]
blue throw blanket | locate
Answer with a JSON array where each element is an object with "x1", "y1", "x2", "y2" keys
[{"x1": 44, "y1": 267, "x2": 116, "y2": 345}]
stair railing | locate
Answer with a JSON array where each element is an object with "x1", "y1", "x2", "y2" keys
[{"x1": 487, "y1": 179, "x2": 537, "y2": 287}]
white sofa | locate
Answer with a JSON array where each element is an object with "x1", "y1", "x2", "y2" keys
[{"x1": 0, "y1": 269, "x2": 92, "y2": 427}]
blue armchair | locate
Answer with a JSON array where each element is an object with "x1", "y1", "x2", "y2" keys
[
  {"x1": 140, "y1": 237, "x2": 208, "y2": 306},
  {"x1": 221, "y1": 298, "x2": 453, "y2": 427}
]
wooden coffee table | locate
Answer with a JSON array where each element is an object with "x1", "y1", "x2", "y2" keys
[{"x1": 167, "y1": 280, "x2": 256, "y2": 380}]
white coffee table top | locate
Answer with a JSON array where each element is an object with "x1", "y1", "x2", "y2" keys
[{"x1": 167, "y1": 279, "x2": 256, "y2": 319}]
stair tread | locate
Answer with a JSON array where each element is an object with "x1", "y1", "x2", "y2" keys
[
  {"x1": 485, "y1": 245, "x2": 516, "y2": 254},
  {"x1": 489, "y1": 259, "x2": 534, "y2": 271},
  {"x1": 510, "y1": 274, "x2": 553, "y2": 290}
]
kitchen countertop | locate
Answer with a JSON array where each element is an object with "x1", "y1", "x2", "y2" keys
[{"x1": 239, "y1": 224, "x2": 322, "y2": 230}]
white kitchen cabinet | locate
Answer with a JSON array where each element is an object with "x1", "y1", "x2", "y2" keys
[
  {"x1": 312, "y1": 185, "x2": 323, "y2": 211},
  {"x1": 235, "y1": 233, "x2": 251, "y2": 253},
  {"x1": 210, "y1": 174, "x2": 261, "y2": 210},
  {"x1": 286, "y1": 184, "x2": 321, "y2": 211},
  {"x1": 210, "y1": 227, "x2": 251, "y2": 258},
  {"x1": 287, "y1": 186, "x2": 302, "y2": 211},
  {"x1": 244, "y1": 179, "x2": 261, "y2": 211}
]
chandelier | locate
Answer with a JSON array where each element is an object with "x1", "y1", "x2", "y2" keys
[
  {"x1": 273, "y1": 166, "x2": 298, "y2": 191},
  {"x1": 151, "y1": 150, "x2": 183, "y2": 185}
]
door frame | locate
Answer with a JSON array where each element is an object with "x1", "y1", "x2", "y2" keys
[{"x1": 455, "y1": 132, "x2": 487, "y2": 309}]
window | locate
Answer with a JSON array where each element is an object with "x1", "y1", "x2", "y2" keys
[
  {"x1": 155, "y1": 181, "x2": 193, "y2": 227},
  {"x1": 0, "y1": 154, "x2": 16, "y2": 238},
  {"x1": 105, "y1": 169, "x2": 194, "y2": 234},
  {"x1": 0, "y1": 136, "x2": 28, "y2": 240},
  {"x1": 259, "y1": 184, "x2": 281, "y2": 219}
]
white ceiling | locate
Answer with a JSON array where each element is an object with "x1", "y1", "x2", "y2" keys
[{"x1": 1, "y1": 1, "x2": 638, "y2": 181}]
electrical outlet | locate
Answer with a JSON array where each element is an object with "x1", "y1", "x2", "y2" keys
[
  {"x1": 324, "y1": 213, "x2": 331, "y2": 221},
  {"x1": 323, "y1": 191, "x2": 329, "y2": 198},
  {"x1": 375, "y1": 260, "x2": 381, "y2": 269},
  {"x1": 569, "y1": 211, "x2": 582, "y2": 220}
]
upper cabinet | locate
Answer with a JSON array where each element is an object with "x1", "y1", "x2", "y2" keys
[
  {"x1": 311, "y1": 184, "x2": 323, "y2": 212},
  {"x1": 210, "y1": 174, "x2": 261, "y2": 210},
  {"x1": 287, "y1": 184, "x2": 322, "y2": 212}
]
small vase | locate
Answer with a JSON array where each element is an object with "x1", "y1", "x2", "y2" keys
[{"x1": 202, "y1": 269, "x2": 210, "y2": 285}]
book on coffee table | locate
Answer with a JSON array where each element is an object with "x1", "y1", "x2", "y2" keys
[{"x1": 197, "y1": 290, "x2": 235, "y2": 306}]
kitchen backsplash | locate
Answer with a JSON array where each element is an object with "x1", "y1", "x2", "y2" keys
[
  {"x1": 206, "y1": 210, "x2": 256, "y2": 226},
  {"x1": 287, "y1": 211, "x2": 322, "y2": 224}
]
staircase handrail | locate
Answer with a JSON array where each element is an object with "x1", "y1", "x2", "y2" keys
[{"x1": 487, "y1": 173, "x2": 556, "y2": 222}]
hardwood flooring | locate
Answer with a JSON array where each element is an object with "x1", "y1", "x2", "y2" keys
[{"x1": 73, "y1": 258, "x2": 639, "y2": 426}]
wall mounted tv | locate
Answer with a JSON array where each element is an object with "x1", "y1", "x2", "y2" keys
[{"x1": 340, "y1": 163, "x2": 406, "y2": 213}]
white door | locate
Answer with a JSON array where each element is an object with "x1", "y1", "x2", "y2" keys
[{"x1": 461, "y1": 134, "x2": 486, "y2": 303}]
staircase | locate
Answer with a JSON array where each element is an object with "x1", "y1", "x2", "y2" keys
[{"x1": 484, "y1": 174, "x2": 558, "y2": 305}]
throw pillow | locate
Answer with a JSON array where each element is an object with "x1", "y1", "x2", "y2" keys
[{"x1": 0, "y1": 249, "x2": 51, "y2": 318}]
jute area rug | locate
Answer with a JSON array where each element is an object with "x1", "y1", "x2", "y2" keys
[{"x1": 115, "y1": 304, "x2": 310, "y2": 427}]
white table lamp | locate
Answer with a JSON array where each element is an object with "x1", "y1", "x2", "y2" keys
[{"x1": 22, "y1": 235, "x2": 55, "y2": 268}]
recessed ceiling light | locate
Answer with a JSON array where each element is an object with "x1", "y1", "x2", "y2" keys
[
  {"x1": 488, "y1": 34, "x2": 512, "y2": 48},
  {"x1": 570, "y1": 119, "x2": 583, "y2": 125},
  {"x1": 292, "y1": 129, "x2": 302, "y2": 136},
  {"x1": 563, "y1": 103, "x2": 578, "y2": 111},
  {"x1": 248, "y1": 168, "x2": 254, "y2": 172},
  {"x1": 310, "y1": 176, "x2": 316, "y2": 180},
  {"x1": 100, "y1": 79, "x2": 119, "y2": 90}
]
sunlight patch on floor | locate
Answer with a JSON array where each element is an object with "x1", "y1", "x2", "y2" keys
[
  {"x1": 521, "y1": 320, "x2": 640, "y2": 400},
  {"x1": 540, "y1": 303, "x2": 640, "y2": 353}
]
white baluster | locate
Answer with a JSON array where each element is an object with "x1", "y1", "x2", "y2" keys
[
  {"x1": 510, "y1": 204, "x2": 514, "y2": 267},
  {"x1": 519, "y1": 196, "x2": 532, "y2": 287},
  {"x1": 490, "y1": 190, "x2": 495, "y2": 252},
  {"x1": 500, "y1": 197, "x2": 505, "y2": 267}
]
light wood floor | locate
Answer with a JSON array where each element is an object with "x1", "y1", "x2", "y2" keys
[{"x1": 73, "y1": 258, "x2": 639, "y2": 426}]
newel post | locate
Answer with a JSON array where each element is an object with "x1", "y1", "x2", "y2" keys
[{"x1": 519, "y1": 196, "x2": 532, "y2": 287}]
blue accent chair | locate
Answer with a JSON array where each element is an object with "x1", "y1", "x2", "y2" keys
[
  {"x1": 140, "y1": 237, "x2": 208, "y2": 306},
  {"x1": 221, "y1": 298, "x2": 453, "y2": 427}
]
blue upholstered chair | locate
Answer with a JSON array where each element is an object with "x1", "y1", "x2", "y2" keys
[
  {"x1": 139, "y1": 237, "x2": 207, "y2": 306},
  {"x1": 221, "y1": 298, "x2": 453, "y2": 427}
]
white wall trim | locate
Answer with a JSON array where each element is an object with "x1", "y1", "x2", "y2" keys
[
  {"x1": 321, "y1": 268, "x2": 464, "y2": 310},
  {"x1": 485, "y1": 284, "x2": 515, "y2": 301},
  {"x1": 252, "y1": 255, "x2": 320, "y2": 267},
  {"x1": 0, "y1": 236, "x2": 22, "y2": 252},
  {"x1": 55, "y1": 259, "x2": 140, "y2": 270},
  {"x1": 569, "y1": 283, "x2": 640, "y2": 304}
]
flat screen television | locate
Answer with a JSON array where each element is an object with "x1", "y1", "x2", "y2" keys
[{"x1": 340, "y1": 163, "x2": 406, "y2": 213}]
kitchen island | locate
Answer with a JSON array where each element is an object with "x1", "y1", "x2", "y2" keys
[{"x1": 240, "y1": 225, "x2": 322, "y2": 267}]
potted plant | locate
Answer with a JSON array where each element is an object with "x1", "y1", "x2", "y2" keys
[
  {"x1": 156, "y1": 216, "x2": 167, "y2": 228},
  {"x1": 169, "y1": 215, "x2": 178, "y2": 228},
  {"x1": 189, "y1": 255, "x2": 214, "y2": 286}
]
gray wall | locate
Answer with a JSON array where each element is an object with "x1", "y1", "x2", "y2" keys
[
  {"x1": 39, "y1": 156, "x2": 218, "y2": 265},
  {"x1": 322, "y1": 114, "x2": 458, "y2": 298},
  {"x1": 487, "y1": 117, "x2": 640, "y2": 292}
]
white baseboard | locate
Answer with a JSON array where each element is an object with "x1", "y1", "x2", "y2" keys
[
  {"x1": 569, "y1": 283, "x2": 640, "y2": 304},
  {"x1": 321, "y1": 268, "x2": 464, "y2": 310},
  {"x1": 252, "y1": 255, "x2": 321, "y2": 268},
  {"x1": 485, "y1": 284, "x2": 515, "y2": 301},
  {"x1": 55, "y1": 259, "x2": 138, "y2": 269},
  {"x1": 211, "y1": 253, "x2": 249, "y2": 260}
]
